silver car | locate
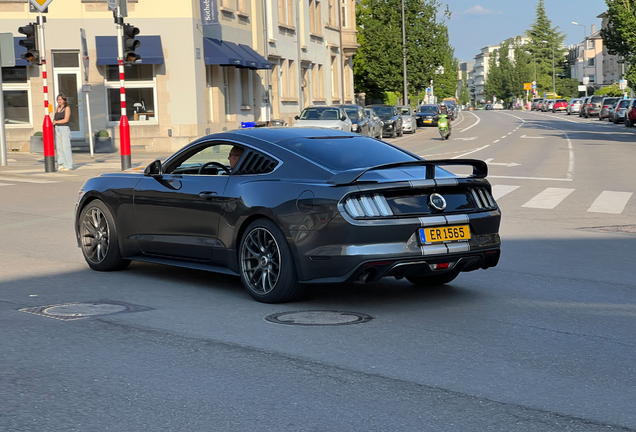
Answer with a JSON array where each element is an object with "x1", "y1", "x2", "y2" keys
[
  {"x1": 542, "y1": 99, "x2": 555, "y2": 112},
  {"x1": 567, "y1": 98, "x2": 582, "y2": 115},
  {"x1": 292, "y1": 106, "x2": 352, "y2": 131},
  {"x1": 398, "y1": 105, "x2": 417, "y2": 134},
  {"x1": 365, "y1": 108, "x2": 383, "y2": 139},
  {"x1": 609, "y1": 98, "x2": 632, "y2": 124}
]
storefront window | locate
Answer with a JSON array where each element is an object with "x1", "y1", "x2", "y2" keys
[
  {"x1": 105, "y1": 64, "x2": 157, "y2": 124},
  {"x1": 2, "y1": 67, "x2": 31, "y2": 127}
]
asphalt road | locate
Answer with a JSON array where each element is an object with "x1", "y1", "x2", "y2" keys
[{"x1": 1, "y1": 111, "x2": 635, "y2": 431}]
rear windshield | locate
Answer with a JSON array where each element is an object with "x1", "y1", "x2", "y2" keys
[
  {"x1": 300, "y1": 107, "x2": 343, "y2": 120},
  {"x1": 278, "y1": 136, "x2": 417, "y2": 171},
  {"x1": 343, "y1": 107, "x2": 359, "y2": 121},
  {"x1": 399, "y1": 107, "x2": 412, "y2": 115},
  {"x1": 418, "y1": 105, "x2": 439, "y2": 113},
  {"x1": 371, "y1": 106, "x2": 395, "y2": 117},
  {"x1": 590, "y1": 96, "x2": 603, "y2": 103},
  {"x1": 619, "y1": 99, "x2": 631, "y2": 108},
  {"x1": 556, "y1": 99, "x2": 567, "y2": 103},
  {"x1": 603, "y1": 98, "x2": 619, "y2": 105}
]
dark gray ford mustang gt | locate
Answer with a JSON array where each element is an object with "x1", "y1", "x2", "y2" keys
[{"x1": 75, "y1": 127, "x2": 501, "y2": 303}]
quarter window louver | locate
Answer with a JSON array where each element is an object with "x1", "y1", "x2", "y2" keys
[
  {"x1": 471, "y1": 188, "x2": 497, "y2": 210},
  {"x1": 344, "y1": 194, "x2": 394, "y2": 218}
]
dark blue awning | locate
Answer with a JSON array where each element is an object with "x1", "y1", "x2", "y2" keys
[
  {"x1": 203, "y1": 38, "x2": 246, "y2": 67},
  {"x1": 13, "y1": 37, "x2": 29, "y2": 67},
  {"x1": 95, "y1": 36, "x2": 164, "y2": 65},
  {"x1": 238, "y1": 44, "x2": 271, "y2": 70}
]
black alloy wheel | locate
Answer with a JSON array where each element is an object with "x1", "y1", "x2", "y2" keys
[
  {"x1": 239, "y1": 219, "x2": 303, "y2": 303},
  {"x1": 79, "y1": 199, "x2": 129, "y2": 271},
  {"x1": 406, "y1": 270, "x2": 460, "y2": 287}
]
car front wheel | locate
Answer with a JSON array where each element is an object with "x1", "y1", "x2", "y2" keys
[
  {"x1": 78, "y1": 199, "x2": 130, "y2": 271},
  {"x1": 239, "y1": 218, "x2": 303, "y2": 303},
  {"x1": 406, "y1": 271, "x2": 459, "y2": 287}
]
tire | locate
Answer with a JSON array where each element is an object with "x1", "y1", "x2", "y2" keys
[
  {"x1": 398, "y1": 126, "x2": 404, "y2": 137},
  {"x1": 406, "y1": 271, "x2": 459, "y2": 287},
  {"x1": 78, "y1": 199, "x2": 130, "y2": 271},
  {"x1": 239, "y1": 218, "x2": 303, "y2": 303},
  {"x1": 626, "y1": 118, "x2": 631, "y2": 128}
]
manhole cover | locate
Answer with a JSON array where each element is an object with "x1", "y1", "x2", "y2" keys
[
  {"x1": 19, "y1": 300, "x2": 153, "y2": 321},
  {"x1": 265, "y1": 310, "x2": 372, "y2": 326}
]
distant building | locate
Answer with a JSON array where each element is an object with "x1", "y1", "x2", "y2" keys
[
  {"x1": 567, "y1": 24, "x2": 603, "y2": 88},
  {"x1": 598, "y1": 12, "x2": 626, "y2": 85}
]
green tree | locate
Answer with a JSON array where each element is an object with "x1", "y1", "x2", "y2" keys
[
  {"x1": 485, "y1": 49, "x2": 504, "y2": 102},
  {"x1": 594, "y1": 82, "x2": 623, "y2": 96},
  {"x1": 525, "y1": 0, "x2": 567, "y2": 96},
  {"x1": 355, "y1": 0, "x2": 456, "y2": 101},
  {"x1": 459, "y1": 76, "x2": 470, "y2": 105},
  {"x1": 511, "y1": 38, "x2": 534, "y2": 98},
  {"x1": 600, "y1": 0, "x2": 636, "y2": 90}
]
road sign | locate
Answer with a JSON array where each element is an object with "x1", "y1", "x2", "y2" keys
[
  {"x1": 523, "y1": 83, "x2": 532, "y2": 90},
  {"x1": 582, "y1": 76, "x2": 589, "y2": 85},
  {"x1": 108, "y1": 0, "x2": 117, "y2": 11},
  {"x1": 82, "y1": 84, "x2": 92, "y2": 92},
  {"x1": 29, "y1": 0, "x2": 54, "y2": 13},
  {"x1": 578, "y1": 85, "x2": 586, "y2": 91},
  {"x1": 619, "y1": 79, "x2": 627, "y2": 90},
  {"x1": 80, "y1": 28, "x2": 89, "y2": 83},
  {"x1": 0, "y1": 33, "x2": 15, "y2": 67}
]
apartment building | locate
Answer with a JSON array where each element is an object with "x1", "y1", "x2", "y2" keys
[
  {"x1": 567, "y1": 24, "x2": 603, "y2": 88},
  {"x1": 0, "y1": 0, "x2": 358, "y2": 152}
]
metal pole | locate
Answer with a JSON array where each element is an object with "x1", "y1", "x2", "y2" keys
[
  {"x1": 401, "y1": 0, "x2": 408, "y2": 105},
  {"x1": 39, "y1": 13, "x2": 55, "y2": 172},
  {"x1": 116, "y1": 14, "x2": 131, "y2": 170},
  {"x1": 0, "y1": 49, "x2": 7, "y2": 167}
]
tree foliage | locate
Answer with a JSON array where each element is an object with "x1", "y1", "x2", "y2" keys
[
  {"x1": 600, "y1": 0, "x2": 636, "y2": 89},
  {"x1": 594, "y1": 82, "x2": 623, "y2": 96},
  {"x1": 459, "y1": 76, "x2": 470, "y2": 105},
  {"x1": 354, "y1": 0, "x2": 457, "y2": 102}
]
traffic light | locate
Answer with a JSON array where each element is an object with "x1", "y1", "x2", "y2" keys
[
  {"x1": 122, "y1": 23, "x2": 140, "y2": 64},
  {"x1": 18, "y1": 23, "x2": 40, "y2": 65}
]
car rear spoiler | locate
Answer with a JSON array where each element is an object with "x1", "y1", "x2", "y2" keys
[{"x1": 327, "y1": 159, "x2": 488, "y2": 186}]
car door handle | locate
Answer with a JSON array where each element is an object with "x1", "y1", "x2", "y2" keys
[{"x1": 199, "y1": 191, "x2": 218, "y2": 199}]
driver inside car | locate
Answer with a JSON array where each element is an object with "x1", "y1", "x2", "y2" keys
[{"x1": 228, "y1": 146, "x2": 244, "y2": 170}]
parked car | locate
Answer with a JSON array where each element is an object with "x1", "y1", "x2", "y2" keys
[
  {"x1": 579, "y1": 97, "x2": 591, "y2": 117},
  {"x1": 398, "y1": 105, "x2": 417, "y2": 134},
  {"x1": 366, "y1": 104, "x2": 404, "y2": 138},
  {"x1": 609, "y1": 99, "x2": 631, "y2": 124},
  {"x1": 292, "y1": 106, "x2": 352, "y2": 131},
  {"x1": 583, "y1": 95, "x2": 604, "y2": 118},
  {"x1": 485, "y1": 104, "x2": 493, "y2": 110},
  {"x1": 537, "y1": 100, "x2": 546, "y2": 111},
  {"x1": 599, "y1": 97, "x2": 621, "y2": 121},
  {"x1": 552, "y1": 99, "x2": 568, "y2": 112},
  {"x1": 542, "y1": 99, "x2": 555, "y2": 112},
  {"x1": 74, "y1": 128, "x2": 502, "y2": 303},
  {"x1": 567, "y1": 98, "x2": 582, "y2": 115},
  {"x1": 624, "y1": 99, "x2": 636, "y2": 127},
  {"x1": 338, "y1": 104, "x2": 370, "y2": 135},
  {"x1": 365, "y1": 108, "x2": 383, "y2": 138},
  {"x1": 492, "y1": 102, "x2": 504, "y2": 110},
  {"x1": 531, "y1": 98, "x2": 543, "y2": 111},
  {"x1": 415, "y1": 104, "x2": 440, "y2": 126}
]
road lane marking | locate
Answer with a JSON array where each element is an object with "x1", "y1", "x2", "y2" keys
[
  {"x1": 453, "y1": 137, "x2": 477, "y2": 141},
  {"x1": 488, "y1": 176, "x2": 573, "y2": 181},
  {"x1": 484, "y1": 158, "x2": 521, "y2": 167},
  {"x1": 0, "y1": 176, "x2": 57, "y2": 184},
  {"x1": 460, "y1": 111, "x2": 481, "y2": 132},
  {"x1": 0, "y1": 183, "x2": 13, "y2": 186},
  {"x1": 522, "y1": 188, "x2": 575, "y2": 209},
  {"x1": 587, "y1": 191, "x2": 633, "y2": 214},
  {"x1": 520, "y1": 135, "x2": 545, "y2": 139},
  {"x1": 491, "y1": 185, "x2": 520, "y2": 200},
  {"x1": 451, "y1": 144, "x2": 490, "y2": 159},
  {"x1": 493, "y1": 140, "x2": 500, "y2": 143}
]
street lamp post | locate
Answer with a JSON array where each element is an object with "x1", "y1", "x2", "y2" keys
[
  {"x1": 572, "y1": 22, "x2": 588, "y2": 96},
  {"x1": 401, "y1": 0, "x2": 408, "y2": 105}
]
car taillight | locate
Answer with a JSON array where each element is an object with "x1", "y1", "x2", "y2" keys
[{"x1": 344, "y1": 194, "x2": 394, "y2": 218}]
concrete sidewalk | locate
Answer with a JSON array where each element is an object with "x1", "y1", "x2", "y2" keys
[{"x1": 0, "y1": 151, "x2": 172, "y2": 179}]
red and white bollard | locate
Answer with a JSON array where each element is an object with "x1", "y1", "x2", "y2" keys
[{"x1": 42, "y1": 59, "x2": 55, "y2": 172}]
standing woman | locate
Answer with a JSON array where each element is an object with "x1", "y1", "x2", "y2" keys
[{"x1": 52, "y1": 93, "x2": 73, "y2": 171}]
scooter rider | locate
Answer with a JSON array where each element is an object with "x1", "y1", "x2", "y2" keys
[{"x1": 440, "y1": 105, "x2": 452, "y2": 136}]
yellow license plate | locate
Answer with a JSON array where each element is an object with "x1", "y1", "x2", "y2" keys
[
  {"x1": 424, "y1": 119, "x2": 432, "y2": 123},
  {"x1": 419, "y1": 225, "x2": 470, "y2": 244}
]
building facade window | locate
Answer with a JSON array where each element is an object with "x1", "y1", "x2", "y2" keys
[
  {"x1": 105, "y1": 64, "x2": 157, "y2": 123},
  {"x1": 223, "y1": 67, "x2": 232, "y2": 120},
  {"x1": 341, "y1": 0, "x2": 347, "y2": 27},
  {"x1": 318, "y1": 64, "x2": 324, "y2": 99},
  {"x1": 1, "y1": 67, "x2": 31, "y2": 127},
  {"x1": 309, "y1": 0, "x2": 322, "y2": 35},
  {"x1": 280, "y1": 60, "x2": 288, "y2": 98},
  {"x1": 240, "y1": 69, "x2": 251, "y2": 107},
  {"x1": 278, "y1": 0, "x2": 293, "y2": 26},
  {"x1": 288, "y1": 60, "x2": 296, "y2": 98},
  {"x1": 328, "y1": 0, "x2": 336, "y2": 26},
  {"x1": 330, "y1": 55, "x2": 339, "y2": 99},
  {"x1": 588, "y1": 74, "x2": 596, "y2": 83},
  {"x1": 588, "y1": 58, "x2": 595, "y2": 67}
]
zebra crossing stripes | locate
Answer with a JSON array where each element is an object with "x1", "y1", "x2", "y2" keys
[
  {"x1": 521, "y1": 188, "x2": 575, "y2": 209},
  {"x1": 587, "y1": 191, "x2": 633, "y2": 214},
  {"x1": 491, "y1": 185, "x2": 520, "y2": 200}
]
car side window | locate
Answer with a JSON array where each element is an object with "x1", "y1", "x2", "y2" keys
[{"x1": 170, "y1": 143, "x2": 236, "y2": 176}]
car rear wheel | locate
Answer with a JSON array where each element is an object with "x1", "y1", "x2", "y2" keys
[
  {"x1": 79, "y1": 199, "x2": 130, "y2": 271},
  {"x1": 406, "y1": 271, "x2": 459, "y2": 287},
  {"x1": 239, "y1": 219, "x2": 303, "y2": 303},
  {"x1": 626, "y1": 118, "x2": 632, "y2": 127}
]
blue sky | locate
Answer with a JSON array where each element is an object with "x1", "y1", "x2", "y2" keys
[{"x1": 446, "y1": 1, "x2": 606, "y2": 61}]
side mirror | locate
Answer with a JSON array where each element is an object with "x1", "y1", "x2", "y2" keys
[
  {"x1": 294, "y1": 115, "x2": 300, "y2": 120},
  {"x1": 144, "y1": 159, "x2": 163, "y2": 177},
  {"x1": 341, "y1": 115, "x2": 347, "y2": 121}
]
